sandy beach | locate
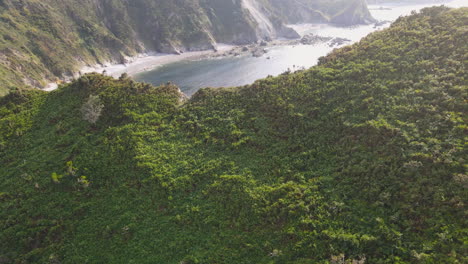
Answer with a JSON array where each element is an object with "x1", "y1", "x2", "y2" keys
[{"x1": 44, "y1": 44, "x2": 235, "y2": 91}]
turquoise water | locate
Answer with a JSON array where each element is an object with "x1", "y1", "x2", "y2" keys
[{"x1": 135, "y1": 0, "x2": 466, "y2": 95}]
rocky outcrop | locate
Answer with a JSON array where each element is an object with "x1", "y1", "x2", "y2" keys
[
  {"x1": 300, "y1": 34, "x2": 333, "y2": 45},
  {"x1": 234, "y1": 0, "x2": 304, "y2": 41},
  {"x1": 239, "y1": 0, "x2": 376, "y2": 41},
  {"x1": 331, "y1": 0, "x2": 377, "y2": 25},
  {"x1": 329, "y1": 37, "x2": 352, "y2": 47},
  {"x1": 278, "y1": 25, "x2": 301, "y2": 39},
  {"x1": 298, "y1": 34, "x2": 351, "y2": 47}
]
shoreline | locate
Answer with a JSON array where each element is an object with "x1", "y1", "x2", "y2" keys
[
  {"x1": 44, "y1": 44, "x2": 236, "y2": 91},
  {"x1": 42, "y1": 36, "x2": 353, "y2": 92},
  {"x1": 42, "y1": 35, "x2": 347, "y2": 92},
  {"x1": 41, "y1": 28, "x2": 373, "y2": 92},
  {"x1": 34, "y1": 0, "x2": 468, "y2": 92}
]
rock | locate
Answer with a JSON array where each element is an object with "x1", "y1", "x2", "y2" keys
[
  {"x1": 210, "y1": 43, "x2": 219, "y2": 52},
  {"x1": 251, "y1": 47, "x2": 267, "y2": 57},
  {"x1": 119, "y1": 53, "x2": 132, "y2": 64},
  {"x1": 374, "y1": 20, "x2": 391, "y2": 27},
  {"x1": 330, "y1": 0, "x2": 376, "y2": 25},
  {"x1": 260, "y1": 41, "x2": 268, "y2": 47},
  {"x1": 300, "y1": 34, "x2": 332, "y2": 45},
  {"x1": 277, "y1": 25, "x2": 301, "y2": 39},
  {"x1": 242, "y1": 46, "x2": 249, "y2": 52},
  {"x1": 176, "y1": 86, "x2": 189, "y2": 104},
  {"x1": 329, "y1": 37, "x2": 351, "y2": 47}
]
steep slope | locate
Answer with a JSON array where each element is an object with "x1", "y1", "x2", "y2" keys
[
  {"x1": 330, "y1": 0, "x2": 375, "y2": 24},
  {"x1": 0, "y1": 0, "x2": 374, "y2": 95},
  {"x1": 1, "y1": 6, "x2": 465, "y2": 263},
  {"x1": 242, "y1": 0, "x2": 277, "y2": 40},
  {"x1": 0, "y1": 0, "x2": 255, "y2": 95},
  {"x1": 266, "y1": 0, "x2": 375, "y2": 24}
]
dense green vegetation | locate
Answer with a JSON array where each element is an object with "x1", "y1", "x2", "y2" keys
[
  {"x1": 0, "y1": 0, "x2": 372, "y2": 95},
  {"x1": 1, "y1": 6, "x2": 466, "y2": 263}
]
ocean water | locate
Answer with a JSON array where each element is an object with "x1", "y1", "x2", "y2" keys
[{"x1": 135, "y1": 0, "x2": 467, "y2": 95}]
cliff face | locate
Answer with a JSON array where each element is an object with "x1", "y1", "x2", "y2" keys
[
  {"x1": 0, "y1": 0, "x2": 374, "y2": 93},
  {"x1": 330, "y1": 0, "x2": 376, "y2": 25},
  {"x1": 265, "y1": 0, "x2": 375, "y2": 24},
  {"x1": 0, "y1": 0, "x2": 250, "y2": 93},
  {"x1": 200, "y1": 0, "x2": 259, "y2": 45}
]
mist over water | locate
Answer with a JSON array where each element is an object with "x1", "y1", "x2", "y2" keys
[{"x1": 135, "y1": 0, "x2": 467, "y2": 96}]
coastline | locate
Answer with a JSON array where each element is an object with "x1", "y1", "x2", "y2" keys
[
  {"x1": 42, "y1": 35, "x2": 358, "y2": 92},
  {"x1": 42, "y1": 0, "x2": 467, "y2": 93},
  {"x1": 44, "y1": 44, "x2": 235, "y2": 92},
  {"x1": 42, "y1": 38, "x2": 308, "y2": 92}
]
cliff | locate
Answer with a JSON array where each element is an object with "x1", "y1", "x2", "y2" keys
[
  {"x1": 0, "y1": 0, "x2": 374, "y2": 94},
  {"x1": 331, "y1": 0, "x2": 376, "y2": 24},
  {"x1": 265, "y1": 0, "x2": 375, "y2": 24}
]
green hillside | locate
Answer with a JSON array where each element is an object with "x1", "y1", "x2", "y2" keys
[
  {"x1": 0, "y1": 0, "x2": 253, "y2": 94},
  {"x1": 0, "y1": 0, "x2": 373, "y2": 95},
  {"x1": 0, "y1": 6, "x2": 466, "y2": 263}
]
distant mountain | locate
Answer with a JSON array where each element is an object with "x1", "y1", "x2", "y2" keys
[
  {"x1": 1, "y1": 6, "x2": 466, "y2": 263},
  {"x1": 0, "y1": 0, "x2": 374, "y2": 95}
]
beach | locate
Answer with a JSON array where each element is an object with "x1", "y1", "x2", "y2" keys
[{"x1": 44, "y1": 44, "x2": 235, "y2": 91}]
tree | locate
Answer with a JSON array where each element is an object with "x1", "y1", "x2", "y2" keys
[{"x1": 80, "y1": 95, "x2": 104, "y2": 124}]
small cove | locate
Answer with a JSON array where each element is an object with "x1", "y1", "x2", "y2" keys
[{"x1": 133, "y1": 0, "x2": 466, "y2": 96}]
